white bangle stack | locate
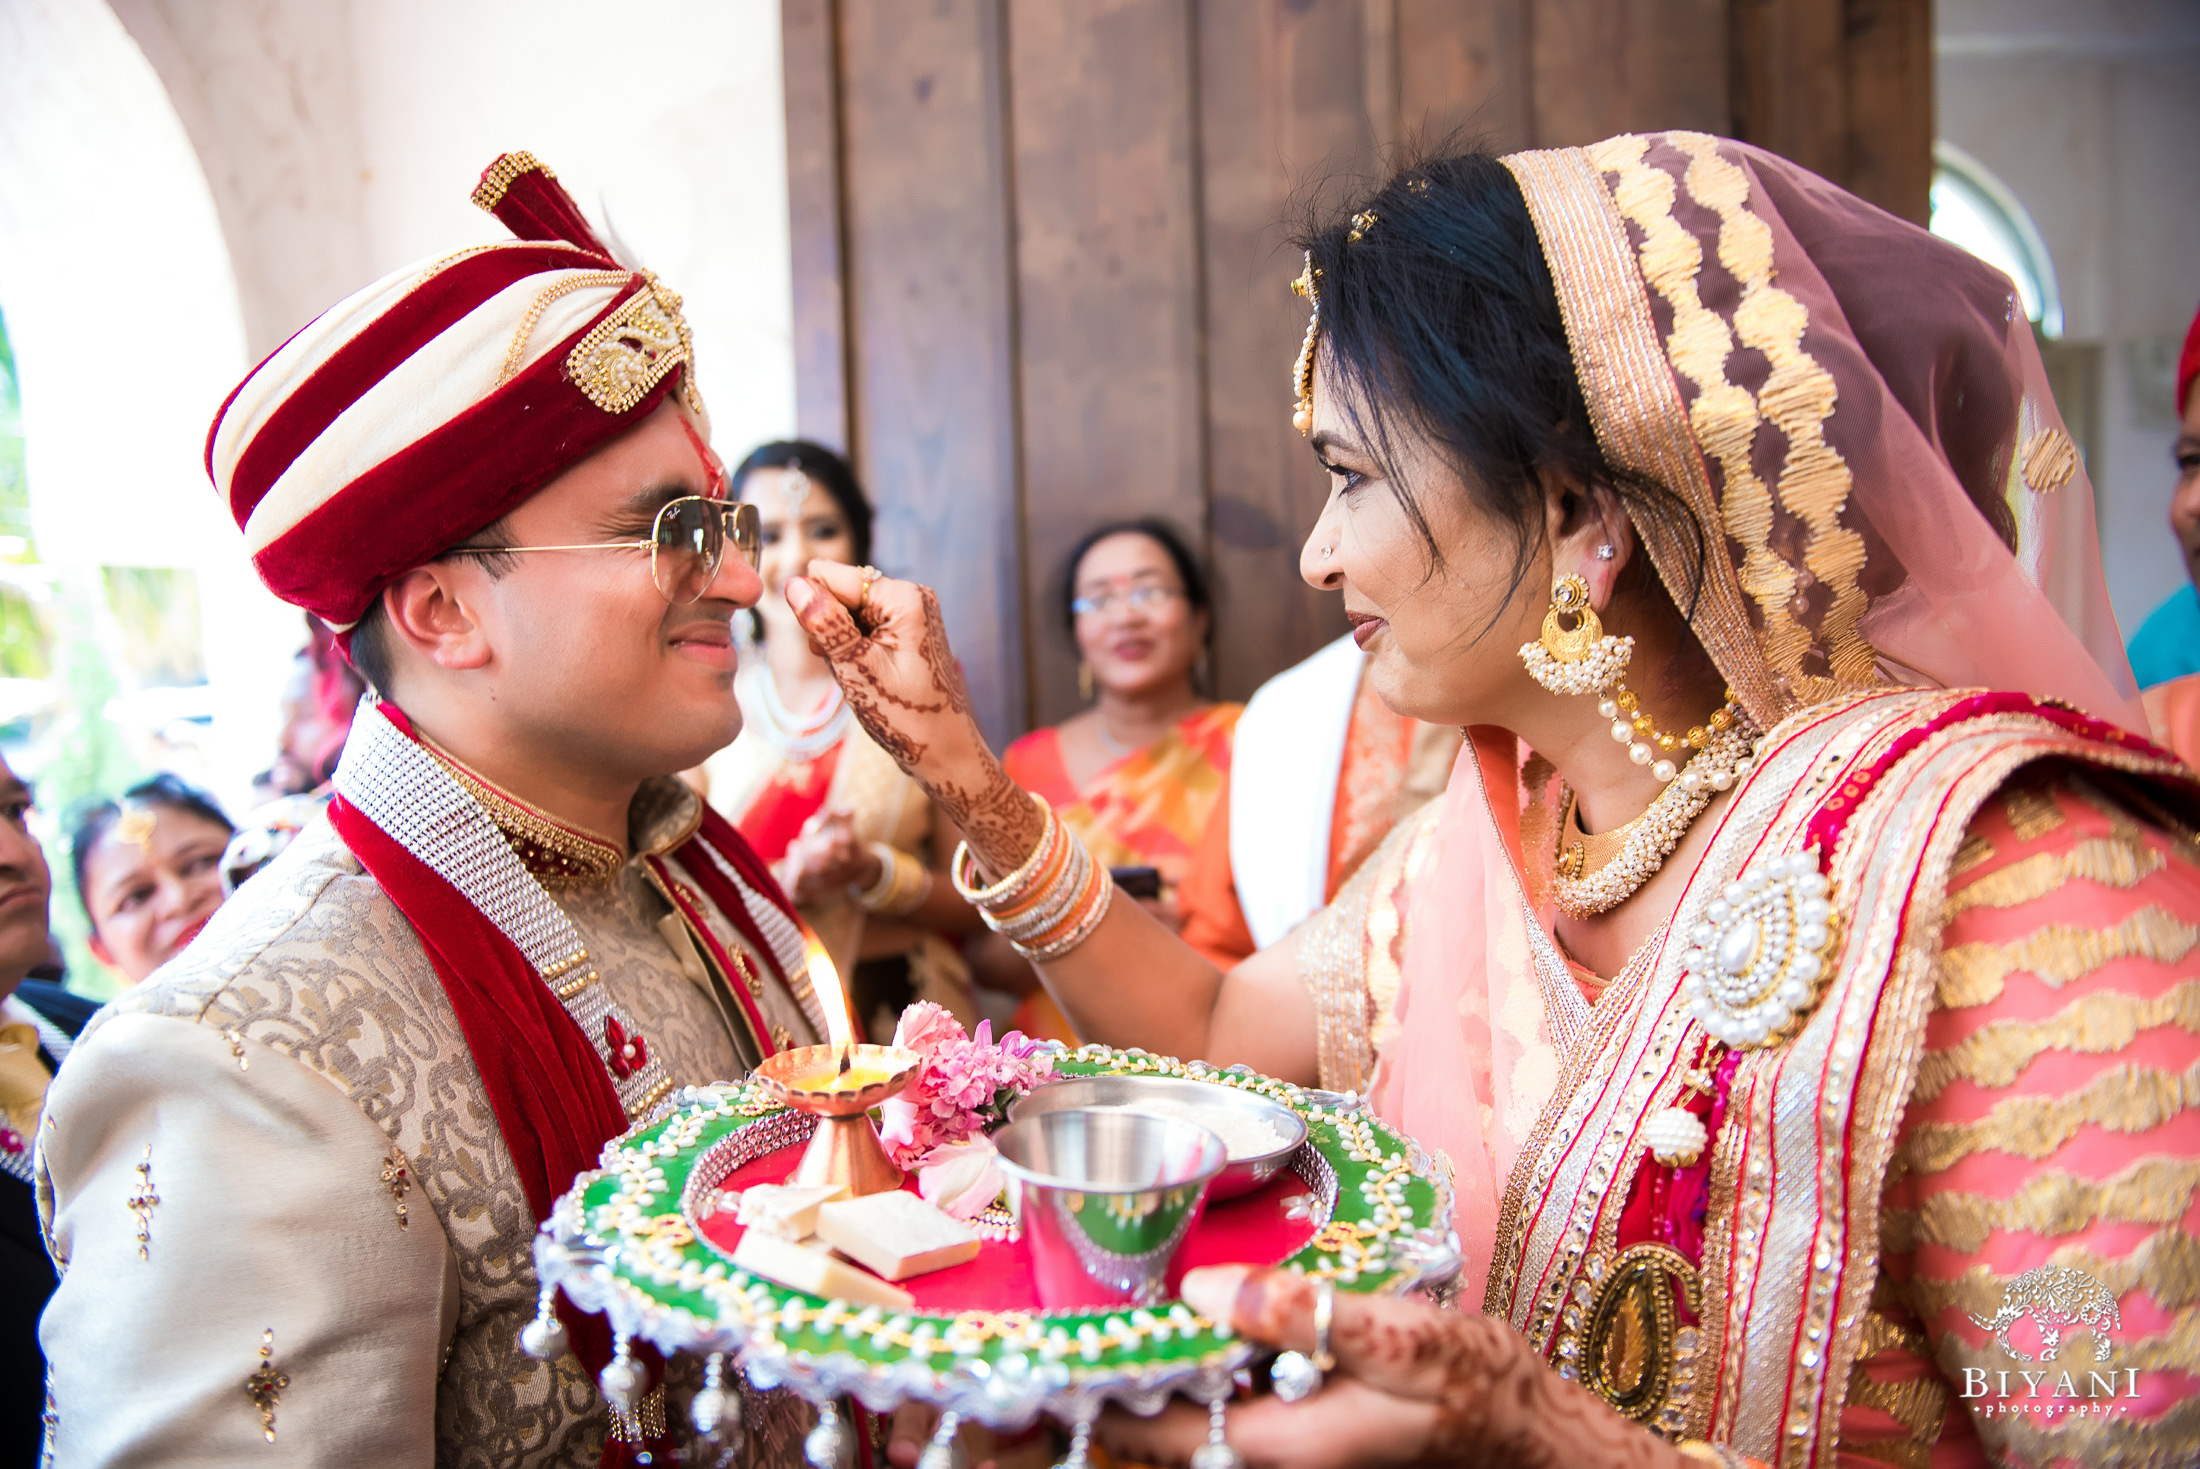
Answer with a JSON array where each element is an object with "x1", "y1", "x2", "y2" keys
[{"x1": 949, "y1": 794, "x2": 1114, "y2": 963}]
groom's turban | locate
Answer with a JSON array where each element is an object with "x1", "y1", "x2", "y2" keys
[{"x1": 205, "y1": 152, "x2": 706, "y2": 630}]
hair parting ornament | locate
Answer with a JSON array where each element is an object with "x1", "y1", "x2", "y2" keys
[
  {"x1": 1292, "y1": 206, "x2": 1389, "y2": 437},
  {"x1": 1290, "y1": 253, "x2": 1322, "y2": 437}
]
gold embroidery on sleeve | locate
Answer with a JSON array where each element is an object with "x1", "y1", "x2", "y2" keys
[
  {"x1": 1841, "y1": 1307, "x2": 1947, "y2": 1469},
  {"x1": 1896, "y1": 1059, "x2": 2200, "y2": 1179},
  {"x1": 1983, "y1": 1393, "x2": 2200, "y2": 1468},
  {"x1": 1950, "y1": 832, "x2": 1996, "y2": 878},
  {"x1": 1936, "y1": 907, "x2": 2200, "y2": 1008},
  {"x1": 2002, "y1": 785, "x2": 2068, "y2": 843},
  {"x1": 1904, "y1": 1226, "x2": 2200, "y2": 1322},
  {"x1": 2087, "y1": 1302, "x2": 2200, "y2": 1370},
  {"x1": 1912, "y1": 981, "x2": 2200, "y2": 1102},
  {"x1": 1942, "y1": 832, "x2": 2163, "y2": 919},
  {"x1": 1884, "y1": 1156, "x2": 2200, "y2": 1254}
]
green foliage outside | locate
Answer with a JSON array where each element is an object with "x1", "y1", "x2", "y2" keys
[{"x1": 0, "y1": 309, "x2": 150, "y2": 1002}]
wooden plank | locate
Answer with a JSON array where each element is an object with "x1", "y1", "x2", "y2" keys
[
  {"x1": 1194, "y1": 0, "x2": 1367, "y2": 702},
  {"x1": 782, "y1": 0, "x2": 851, "y2": 450},
  {"x1": 1007, "y1": 0, "x2": 1206, "y2": 729},
  {"x1": 838, "y1": 0, "x2": 1026, "y2": 748},
  {"x1": 1395, "y1": 0, "x2": 1534, "y2": 154},
  {"x1": 1530, "y1": 0, "x2": 1728, "y2": 146},
  {"x1": 1841, "y1": 0, "x2": 1932, "y2": 225},
  {"x1": 1727, "y1": 0, "x2": 1847, "y2": 181}
]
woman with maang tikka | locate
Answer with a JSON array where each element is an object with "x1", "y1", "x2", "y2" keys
[{"x1": 786, "y1": 133, "x2": 2200, "y2": 1468}]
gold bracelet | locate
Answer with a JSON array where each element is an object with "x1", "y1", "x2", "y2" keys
[
  {"x1": 851, "y1": 843, "x2": 930, "y2": 917},
  {"x1": 950, "y1": 793, "x2": 1058, "y2": 906}
]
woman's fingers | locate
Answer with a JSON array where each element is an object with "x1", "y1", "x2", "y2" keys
[
  {"x1": 785, "y1": 569, "x2": 869, "y2": 662},
  {"x1": 1096, "y1": 1380, "x2": 1442, "y2": 1469},
  {"x1": 1180, "y1": 1266, "x2": 1487, "y2": 1402}
]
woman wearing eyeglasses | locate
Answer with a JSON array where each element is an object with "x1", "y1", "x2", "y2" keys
[
  {"x1": 698, "y1": 441, "x2": 986, "y2": 1041},
  {"x1": 993, "y1": 520, "x2": 1242, "y2": 1043}
]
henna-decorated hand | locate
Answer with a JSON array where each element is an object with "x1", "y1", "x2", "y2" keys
[
  {"x1": 787, "y1": 564, "x2": 1045, "y2": 878},
  {"x1": 1094, "y1": 1266, "x2": 1690, "y2": 1469}
]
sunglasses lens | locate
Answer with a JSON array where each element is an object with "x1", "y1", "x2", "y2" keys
[
  {"x1": 730, "y1": 501, "x2": 762, "y2": 571},
  {"x1": 652, "y1": 497, "x2": 721, "y2": 604}
]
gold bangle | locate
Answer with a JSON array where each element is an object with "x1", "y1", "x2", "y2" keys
[
  {"x1": 950, "y1": 794, "x2": 1057, "y2": 906},
  {"x1": 851, "y1": 843, "x2": 929, "y2": 917}
]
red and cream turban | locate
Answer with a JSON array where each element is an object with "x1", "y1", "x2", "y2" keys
[{"x1": 205, "y1": 152, "x2": 707, "y2": 630}]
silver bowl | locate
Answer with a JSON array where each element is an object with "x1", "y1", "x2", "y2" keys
[
  {"x1": 1010, "y1": 1073, "x2": 1308, "y2": 1202},
  {"x1": 992, "y1": 1108, "x2": 1229, "y2": 1308}
]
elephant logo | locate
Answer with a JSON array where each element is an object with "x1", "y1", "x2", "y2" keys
[{"x1": 1966, "y1": 1265, "x2": 2121, "y2": 1363}]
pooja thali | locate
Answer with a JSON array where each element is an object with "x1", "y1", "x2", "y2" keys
[{"x1": 537, "y1": 1045, "x2": 1461, "y2": 1430}]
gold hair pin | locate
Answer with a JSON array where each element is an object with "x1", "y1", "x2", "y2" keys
[{"x1": 1347, "y1": 210, "x2": 1378, "y2": 243}]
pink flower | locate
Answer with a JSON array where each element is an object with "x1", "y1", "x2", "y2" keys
[
  {"x1": 877, "y1": 1007, "x2": 1057, "y2": 1169},
  {"x1": 891, "y1": 1000, "x2": 965, "y2": 1059}
]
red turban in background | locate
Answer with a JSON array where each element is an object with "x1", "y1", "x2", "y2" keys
[
  {"x1": 2180, "y1": 300, "x2": 2200, "y2": 419},
  {"x1": 205, "y1": 153, "x2": 706, "y2": 630}
]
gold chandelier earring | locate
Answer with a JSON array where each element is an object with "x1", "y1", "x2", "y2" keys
[{"x1": 1518, "y1": 574, "x2": 1633, "y2": 697}]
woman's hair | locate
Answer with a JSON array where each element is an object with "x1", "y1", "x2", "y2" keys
[
  {"x1": 1058, "y1": 518, "x2": 1213, "y2": 643},
  {"x1": 732, "y1": 440, "x2": 875, "y2": 569},
  {"x1": 1295, "y1": 149, "x2": 1704, "y2": 636},
  {"x1": 70, "y1": 774, "x2": 235, "y2": 920}
]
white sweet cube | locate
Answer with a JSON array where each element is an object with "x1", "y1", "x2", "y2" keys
[
  {"x1": 815, "y1": 1190, "x2": 982, "y2": 1281},
  {"x1": 730, "y1": 1228, "x2": 915, "y2": 1312},
  {"x1": 732, "y1": 1181, "x2": 850, "y2": 1240}
]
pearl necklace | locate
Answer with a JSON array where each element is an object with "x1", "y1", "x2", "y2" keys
[
  {"x1": 1548, "y1": 721, "x2": 1757, "y2": 919},
  {"x1": 738, "y1": 663, "x2": 853, "y2": 759}
]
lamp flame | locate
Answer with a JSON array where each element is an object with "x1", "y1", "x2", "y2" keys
[{"x1": 802, "y1": 932, "x2": 857, "y2": 1050}]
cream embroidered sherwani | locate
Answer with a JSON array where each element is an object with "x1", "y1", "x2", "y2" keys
[{"x1": 37, "y1": 777, "x2": 822, "y2": 1467}]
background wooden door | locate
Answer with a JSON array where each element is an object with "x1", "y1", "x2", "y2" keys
[{"x1": 783, "y1": 0, "x2": 1929, "y2": 747}]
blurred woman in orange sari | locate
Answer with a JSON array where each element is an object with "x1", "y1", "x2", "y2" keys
[{"x1": 996, "y1": 520, "x2": 1241, "y2": 1039}]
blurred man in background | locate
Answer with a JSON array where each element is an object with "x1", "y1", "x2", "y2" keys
[{"x1": 0, "y1": 753, "x2": 93, "y2": 1461}]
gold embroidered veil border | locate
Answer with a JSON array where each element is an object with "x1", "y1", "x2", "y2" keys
[{"x1": 1500, "y1": 145, "x2": 1788, "y2": 732}]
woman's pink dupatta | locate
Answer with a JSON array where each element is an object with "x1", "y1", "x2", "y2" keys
[{"x1": 1370, "y1": 730, "x2": 1569, "y2": 1299}]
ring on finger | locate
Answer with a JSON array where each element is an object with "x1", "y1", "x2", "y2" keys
[
  {"x1": 1268, "y1": 1276, "x2": 1335, "y2": 1402},
  {"x1": 856, "y1": 564, "x2": 886, "y2": 627}
]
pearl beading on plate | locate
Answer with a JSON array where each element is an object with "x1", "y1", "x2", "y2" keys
[{"x1": 1678, "y1": 853, "x2": 1839, "y2": 1049}]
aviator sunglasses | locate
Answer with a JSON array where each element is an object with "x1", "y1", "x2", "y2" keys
[{"x1": 449, "y1": 496, "x2": 763, "y2": 605}]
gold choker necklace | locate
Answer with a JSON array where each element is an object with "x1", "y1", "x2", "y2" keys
[{"x1": 1549, "y1": 721, "x2": 1757, "y2": 918}]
